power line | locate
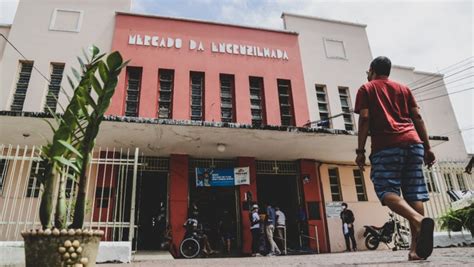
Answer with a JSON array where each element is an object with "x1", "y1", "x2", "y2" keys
[
  {"x1": 405, "y1": 56, "x2": 473, "y2": 88},
  {"x1": 414, "y1": 74, "x2": 474, "y2": 96},
  {"x1": 411, "y1": 66, "x2": 473, "y2": 92},
  {"x1": 417, "y1": 87, "x2": 474, "y2": 103}
]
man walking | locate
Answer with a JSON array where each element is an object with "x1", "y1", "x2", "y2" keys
[
  {"x1": 354, "y1": 56, "x2": 436, "y2": 260},
  {"x1": 275, "y1": 206, "x2": 286, "y2": 253},
  {"x1": 340, "y1": 203, "x2": 357, "y2": 252},
  {"x1": 265, "y1": 203, "x2": 281, "y2": 256}
]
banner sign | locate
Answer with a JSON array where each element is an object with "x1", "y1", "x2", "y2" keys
[
  {"x1": 325, "y1": 202, "x2": 343, "y2": 218},
  {"x1": 196, "y1": 167, "x2": 250, "y2": 187}
]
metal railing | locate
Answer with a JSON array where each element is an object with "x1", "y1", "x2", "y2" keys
[
  {"x1": 0, "y1": 144, "x2": 140, "y2": 242},
  {"x1": 395, "y1": 160, "x2": 473, "y2": 231}
]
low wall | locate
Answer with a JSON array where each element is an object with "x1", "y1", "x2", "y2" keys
[{"x1": 0, "y1": 241, "x2": 132, "y2": 266}]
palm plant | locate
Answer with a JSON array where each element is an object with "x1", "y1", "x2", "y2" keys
[{"x1": 38, "y1": 46, "x2": 128, "y2": 230}]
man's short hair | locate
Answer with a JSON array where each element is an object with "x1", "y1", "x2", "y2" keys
[
  {"x1": 341, "y1": 202, "x2": 348, "y2": 207},
  {"x1": 370, "y1": 56, "x2": 391, "y2": 76}
]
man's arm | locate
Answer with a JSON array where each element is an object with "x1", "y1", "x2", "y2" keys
[
  {"x1": 356, "y1": 108, "x2": 370, "y2": 171},
  {"x1": 410, "y1": 107, "x2": 436, "y2": 168}
]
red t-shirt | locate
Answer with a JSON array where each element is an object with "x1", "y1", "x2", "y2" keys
[{"x1": 354, "y1": 76, "x2": 422, "y2": 153}]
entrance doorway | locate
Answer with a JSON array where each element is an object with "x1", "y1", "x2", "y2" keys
[
  {"x1": 189, "y1": 186, "x2": 239, "y2": 254},
  {"x1": 136, "y1": 171, "x2": 168, "y2": 250},
  {"x1": 256, "y1": 175, "x2": 301, "y2": 249}
]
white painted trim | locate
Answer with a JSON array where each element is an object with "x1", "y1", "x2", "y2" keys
[
  {"x1": 49, "y1": 8, "x2": 84, "y2": 33},
  {"x1": 323, "y1": 38, "x2": 348, "y2": 60}
]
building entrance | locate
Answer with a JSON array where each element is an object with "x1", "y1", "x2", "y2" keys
[
  {"x1": 136, "y1": 171, "x2": 168, "y2": 250},
  {"x1": 256, "y1": 175, "x2": 302, "y2": 250},
  {"x1": 189, "y1": 185, "x2": 240, "y2": 254}
]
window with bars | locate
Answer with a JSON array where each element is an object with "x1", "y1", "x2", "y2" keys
[
  {"x1": 426, "y1": 172, "x2": 438, "y2": 193},
  {"x1": 444, "y1": 173, "x2": 454, "y2": 190},
  {"x1": 278, "y1": 79, "x2": 294, "y2": 126},
  {"x1": 338, "y1": 87, "x2": 354, "y2": 131},
  {"x1": 44, "y1": 63, "x2": 65, "y2": 113},
  {"x1": 249, "y1": 76, "x2": 265, "y2": 127},
  {"x1": 26, "y1": 161, "x2": 45, "y2": 198},
  {"x1": 0, "y1": 159, "x2": 8, "y2": 195},
  {"x1": 124, "y1": 67, "x2": 142, "y2": 117},
  {"x1": 158, "y1": 69, "x2": 174, "y2": 119},
  {"x1": 220, "y1": 74, "x2": 235, "y2": 123},
  {"x1": 353, "y1": 169, "x2": 367, "y2": 201},
  {"x1": 190, "y1": 72, "x2": 204, "y2": 121},
  {"x1": 11, "y1": 61, "x2": 34, "y2": 112},
  {"x1": 456, "y1": 173, "x2": 466, "y2": 190},
  {"x1": 315, "y1": 85, "x2": 331, "y2": 128},
  {"x1": 328, "y1": 168, "x2": 342, "y2": 201}
]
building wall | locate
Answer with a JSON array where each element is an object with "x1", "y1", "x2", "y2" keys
[
  {"x1": 391, "y1": 66, "x2": 468, "y2": 160},
  {"x1": 0, "y1": 0, "x2": 131, "y2": 112},
  {"x1": 319, "y1": 163, "x2": 390, "y2": 252},
  {"x1": 109, "y1": 13, "x2": 310, "y2": 126},
  {"x1": 0, "y1": 24, "x2": 10, "y2": 61},
  {"x1": 282, "y1": 13, "x2": 372, "y2": 130}
]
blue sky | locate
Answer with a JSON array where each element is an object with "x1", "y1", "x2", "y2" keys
[{"x1": 1, "y1": 0, "x2": 473, "y2": 153}]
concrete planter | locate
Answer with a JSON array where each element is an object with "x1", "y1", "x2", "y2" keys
[{"x1": 21, "y1": 229, "x2": 104, "y2": 267}]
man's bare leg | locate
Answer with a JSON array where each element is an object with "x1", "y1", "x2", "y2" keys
[
  {"x1": 382, "y1": 193, "x2": 424, "y2": 231},
  {"x1": 407, "y1": 201, "x2": 424, "y2": 260}
]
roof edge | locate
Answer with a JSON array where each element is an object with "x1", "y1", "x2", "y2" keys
[
  {"x1": 0, "y1": 23, "x2": 12, "y2": 28},
  {"x1": 116, "y1": 11, "x2": 299, "y2": 35},
  {"x1": 281, "y1": 12, "x2": 367, "y2": 28}
]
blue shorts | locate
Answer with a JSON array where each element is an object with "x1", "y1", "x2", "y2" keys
[{"x1": 369, "y1": 144, "x2": 429, "y2": 204}]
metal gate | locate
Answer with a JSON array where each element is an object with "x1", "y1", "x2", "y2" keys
[{"x1": 0, "y1": 144, "x2": 141, "y2": 242}]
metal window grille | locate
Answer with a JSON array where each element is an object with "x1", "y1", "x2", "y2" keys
[
  {"x1": 10, "y1": 61, "x2": 34, "y2": 112},
  {"x1": 26, "y1": 161, "x2": 45, "y2": 198},
  {"x1": 338, "y1": 87, "x2": 354, "y2": 131},
  {"x1": 220, "y1": 74, "x2": 235, "y2": 123},
  {"x1": 125, "y1": 67, "x2": 142, "y2": 117},
  {"x1": 328, "y1": 168, "x2": 342, "y2": 201},
  {"x1": 140, "y1": 156, "x2": 169, "y2": 172},
  {"x1": 315, "y1": 85, "x2": 331, "y2": 128},
  {"x1": 425, "y1": 171, "x2": 438, "y2": 193},
  {"x1": 353, "y1": 169, "x2": 367, "y2": 201},
  {"x1": 443, "y1": 173, "x2": 454, "y2": 190},
  {"x1": 190, "y1": 72, "x2": 204, "y2": 121},
  {"x1": 255, "y1": 160, "x2": 299, "y2": 175},
  {"x1": 158, "y1": 69, "x2": 174, "y2": 119},
  {"x1": 44, "y1": 63, "x2": 65, "y2": 113},
  {"x1": 249, "y1": 77, "x2": 265, "y2": 127},
  {"x1": 0, "y1": 159, "x2": 8, "y2": 195},
  {"x1": 278, "y1": 79, "x2": 294, "y2": 126},
  {"x1": 188, "y1": 158, "x2": 236, "y2": 172},
  {"x1": 456, "y1": 173, "x2": 467, "y2": 190}
]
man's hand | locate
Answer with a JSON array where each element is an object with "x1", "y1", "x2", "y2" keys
[
  {"x1": 355, "y1": 154, "x2": 366, "y2": 171},
  {"x1": 424, "y1": 149, "x2": 436, "y2": 168}
]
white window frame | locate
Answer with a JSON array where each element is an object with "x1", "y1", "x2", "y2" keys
[{"x1": 49, "y1": 8, "x2": 84, "y2": 33}]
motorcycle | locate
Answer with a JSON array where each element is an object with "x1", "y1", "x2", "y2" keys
[{"x1": 363, "y1": 213, "x2": 410, "y2": 251}]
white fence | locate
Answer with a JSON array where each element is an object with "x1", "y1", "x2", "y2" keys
[{"x1": 0, "y1": 144, "x2": 140, "y2": 242}]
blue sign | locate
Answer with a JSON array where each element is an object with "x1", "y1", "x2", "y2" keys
[{"x1": 195, "y1": 167, "x2": 250, "y2": 187}]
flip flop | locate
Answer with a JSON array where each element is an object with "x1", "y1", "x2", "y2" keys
[{"x1": 415, "y1": 217, "x2": 434, "y2": 259}]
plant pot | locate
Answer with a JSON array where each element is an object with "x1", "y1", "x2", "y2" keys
[{"x1": 22, "y1": 228, "x2": 104, "y2": 267}]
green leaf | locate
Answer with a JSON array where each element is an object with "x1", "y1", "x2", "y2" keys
[
  {"x1": 106, "y1": 51, "x2": 123, "y2": 71},
  {"x1": 53, "y1": 156, "x2": 79, "y2": 173},
  {"x1": 43, "y1": 118, "x2": 57, "y2": 133},
  {"x1": 58, "y1": 140, "x2": 83, "y2": 159},
  {"x1": 67, "y1": 76, "x2": 76, "y2": 91},
  {"x1": 91, "y1": 76, "x2": 103, "y2": 96},
  {"x1": 72, "y1": 67, "x2": 81, "y2": 82},
  {"x1": 90, "y1": 45, "x2": 100, "y2": 58},
  {"x1": 98, "y1": 62, "x2": 108, "y2": 83}
]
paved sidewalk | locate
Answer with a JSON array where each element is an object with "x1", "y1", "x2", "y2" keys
[{"x1": 99, "y1": 247, "x2": 473, "y2": 266}]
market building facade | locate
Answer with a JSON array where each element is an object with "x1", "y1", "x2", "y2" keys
[{"x1": 0, "y1": 0, "x2": 471, "y2": 262}]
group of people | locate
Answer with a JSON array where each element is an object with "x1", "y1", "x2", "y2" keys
[{"x1": 249, "y1": 203, "x2": 286, "y2": 256}]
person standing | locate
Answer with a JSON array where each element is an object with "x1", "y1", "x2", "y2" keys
[
  {"x1": 274, "y1": 206, "x2": 286, "y2": 253},
  {"x1": 265, "y1": 203, "x2": 281, "y2": 256},
  {"x1": 340, "y1": 203, "x2": 357, "y2": 252},
  {"x1": 250, "y1": 204, "x2": 261, "y2": 256},
  {"x1": 354, "y1": 56, "x2": 436, "y2": 260}
]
